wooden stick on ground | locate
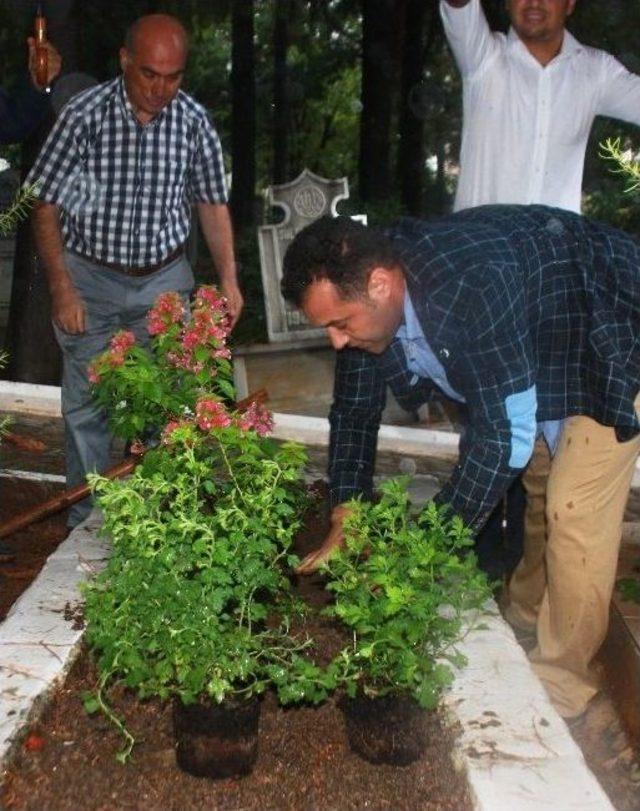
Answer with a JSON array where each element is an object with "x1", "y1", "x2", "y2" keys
[
  {"x1": 0, "y1": 389, "x2": 268, "y2": 540},
  {"x1": 3, "y1": 432, "x2": 47, "y2": 453}
]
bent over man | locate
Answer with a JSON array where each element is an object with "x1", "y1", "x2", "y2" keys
[{"x1": 281, "y1": 208, "x2": 640, "y2": 720}]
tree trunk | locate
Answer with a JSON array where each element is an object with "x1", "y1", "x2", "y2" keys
[
  {"x1": 358, "y1": 0, "x2": 398, "y2": 203},
  {"x1": 4, "y1": 0, "x2": 80, "y2": 384},
  {"x1": 272, "y1": 0, "x2": 292, "y2": 185},
  {"x1": 230, "y1": 0, "x2": 256, "y2": 234},
  {"x1": 398, "y1": 0, "x2": 427, "y2": 215}
]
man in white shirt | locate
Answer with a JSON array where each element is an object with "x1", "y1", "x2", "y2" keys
[
  {"x1": 441, "y1": 0, "x2": 640, "y2": 720},
  {"x1": 442, "y1": 0, "x2": 640, "y2": 214}
]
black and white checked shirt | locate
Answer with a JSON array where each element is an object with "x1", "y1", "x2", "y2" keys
[
  {"x1": 27, "y1": 77, "x2": 228, "y2": 268},
  {"x1": 330, "y1": 205, "x2": 640, "y2": 531}
]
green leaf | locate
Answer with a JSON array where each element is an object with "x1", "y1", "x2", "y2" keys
[
  {"x1": 82, "y1": 692, "x2": 101, "y2": 715},
  {"x1": 617, "y1": 577, "x2": 640, "y2": 604}
]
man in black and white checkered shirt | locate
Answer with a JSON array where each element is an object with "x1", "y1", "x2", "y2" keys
[{"x1": 27, "y1": 14, "x2": 242, "y2": 528}]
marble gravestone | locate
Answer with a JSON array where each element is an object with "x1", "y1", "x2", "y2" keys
[{"x1": 258, "y1": 169, "x2": 350, "y2": 343}]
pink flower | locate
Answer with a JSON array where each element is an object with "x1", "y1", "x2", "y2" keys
[
  {"x1": 195, "y1": 398, "x2": 232, "y2": 431},
  {"x1": 238, "y1": 401, "x2": 274, "y2": 437},
  {"x1": 147, "y1": 291, "x2": 185, "y2": 336},
  {"x1": 88, "y1": 363, "x2": 100, "y2": 384},
  {"x1": 194, "y1": 285, "x2": 228, "y2": 314},
  {"x1": 161, "y1": 419, "x2": 193, "y2": 444},
  {"x1": 109, "y1": 330, "x2": 136, "y2": 354}
]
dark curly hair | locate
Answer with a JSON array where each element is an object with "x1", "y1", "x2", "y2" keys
[{"x1": 281, "y1": 216, "x2": 398, "y2": 307}]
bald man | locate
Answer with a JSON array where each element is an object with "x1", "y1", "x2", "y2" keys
[{"x1": 26, "y1": 14, "x2": 241, "y2": 528}]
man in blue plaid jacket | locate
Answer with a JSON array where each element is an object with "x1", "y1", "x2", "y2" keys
[{"x1": 281, "y1": 206, "x2": 640, "y2": 720}]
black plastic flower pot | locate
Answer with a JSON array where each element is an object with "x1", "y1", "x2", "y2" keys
[
  {"x1": 173, "y1": 695, "x2": 261, "y2": 779},
  {"x1": 340, "y1": 693, "x2": 428, "y2": 766}
]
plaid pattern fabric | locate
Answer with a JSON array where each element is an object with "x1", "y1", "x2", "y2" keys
[
  {"x1": 27, "y1": 77, "x2": 228, "y2": 268},
  {"x1": 330, "y1": 204, "x2": 640, "y2": 531}
]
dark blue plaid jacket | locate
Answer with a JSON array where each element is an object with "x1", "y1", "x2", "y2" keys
[{"x1": 329, "y1": 205, "x2": 640, "y2": 531}]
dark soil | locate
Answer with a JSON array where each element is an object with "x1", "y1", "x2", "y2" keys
[
  {"x1": 1, "y1": 487, "x2": 473, "y2": 811},
  {"x1": 0, "y1": 476, "x2": 69, "y2": 621}
]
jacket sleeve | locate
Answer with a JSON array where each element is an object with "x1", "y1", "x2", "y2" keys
[
  {"x1": 328, "y1": 347, "x2": 387, "y2": 507},
  {"x1": 439, "y1": 0, "x2": 499, "y2": 79},
  {"x1": 429, "y1": 266, "x2": 537, "y2": 531}
]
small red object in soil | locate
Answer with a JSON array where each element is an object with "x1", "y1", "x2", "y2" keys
[{"x1": 24, "y1": 733, "x2": 45, "y2": 752}]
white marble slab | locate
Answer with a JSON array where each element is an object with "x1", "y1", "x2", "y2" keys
[{"x1": 0, "y1": 511, "x2": 106, "y2": 760}]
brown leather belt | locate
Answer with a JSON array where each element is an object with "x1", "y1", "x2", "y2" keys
[{"x1": 70, "y1": 245, "x2": 185, "y2": 277}]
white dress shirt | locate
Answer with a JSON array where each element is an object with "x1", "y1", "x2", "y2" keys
[{"x1": 441, "y1": 0, "x2": 640, "y2": 213}]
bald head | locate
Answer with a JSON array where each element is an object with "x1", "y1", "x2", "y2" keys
[
  {"x1": 124, "y1": 14, "x2": 189, "y2": 59},
  {"x1": 120, "y1": 14, "x2": 188, "y2": 124}
]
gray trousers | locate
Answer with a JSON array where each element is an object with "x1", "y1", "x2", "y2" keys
[{"x1": 54, "y1": 250, "x2": 194, "y2": 527}]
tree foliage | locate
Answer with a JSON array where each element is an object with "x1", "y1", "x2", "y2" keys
[{"x1": 0, "y1": 0, "x2": 638, "y2": 352}]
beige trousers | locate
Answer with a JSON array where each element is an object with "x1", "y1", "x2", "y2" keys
[{"x1": 505, "y1": 407, "x2": 640, "y2": 718}]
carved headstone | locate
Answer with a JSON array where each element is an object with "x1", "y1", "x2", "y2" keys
[{"x1": 258, "y1": 169, "x2": 349, "y2": 342}]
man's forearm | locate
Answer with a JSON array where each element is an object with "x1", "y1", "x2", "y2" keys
[
  {"x1": 196, "y1": 201, "x2": 243, "y2": 325},
  {"x1": 32, "y1": 200, "x2": 86, "y2": 333},
  {"x1": 31, "y1": 201, "x2": 71, "y2": 294},
  {"x1": 196, "y1": 202, "x2": 237, "y2": 287}
]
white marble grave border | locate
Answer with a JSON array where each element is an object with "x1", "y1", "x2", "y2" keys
[{"x1": 4, "y1": 382, "x2": 638, "y2": 488}]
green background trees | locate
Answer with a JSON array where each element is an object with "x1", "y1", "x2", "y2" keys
[{"x1": 1, "y1": 0, "x2": 638, "y2": 363}]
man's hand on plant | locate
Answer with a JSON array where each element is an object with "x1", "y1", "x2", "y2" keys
[
  {"x1": 221, "y1": 279, "x2": 244, "y2": 328},
  {"x1": 27, "y1": 37, "x2": 62, "y2": 90},
  {"x1": 52, "y1": 282, "x2": 86, "y2": 333},
  {"x1": 295, "y1": 504, "x2": 351, "y2": 575}
]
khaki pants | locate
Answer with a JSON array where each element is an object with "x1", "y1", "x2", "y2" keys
[{"x1": 505, "y1": 407, "x2": 640, "y2": 718}]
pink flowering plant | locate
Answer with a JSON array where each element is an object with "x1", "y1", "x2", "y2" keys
[
  {"x1": 88, "y1": 286, "x2": 235, "y2": 440},
  {"x1": 82, "y1": 288, "x2": 335, "y2": 761}
]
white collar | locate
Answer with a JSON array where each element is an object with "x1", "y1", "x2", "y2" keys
[{"x1": 506, "y1": 26, "x2": 583, "y2": 68}]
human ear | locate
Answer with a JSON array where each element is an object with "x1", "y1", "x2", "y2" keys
[
  {"x1": 367, "y1": 267, "x2": 392, "y2": 302},
  {"x1": 119, "y1": 47, "x2": 129, "y2": 73}
]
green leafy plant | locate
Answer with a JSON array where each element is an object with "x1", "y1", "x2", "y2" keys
[
  {"x1": 600, "y1": 137, "x2": 640, "y2": 194},
  {"x1": 0, "y1": 182, "x2": 38, "y2": 237},
  {"x1": 323, "y1": 478, "x2": 492, "y2": 710},
  {"x1": 83, "y1": 288, "x2": 332, "y2": 761}
]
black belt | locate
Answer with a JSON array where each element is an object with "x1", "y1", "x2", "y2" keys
[{"x1": 70, "y1": 245, "x2": 185, "y2": 277}]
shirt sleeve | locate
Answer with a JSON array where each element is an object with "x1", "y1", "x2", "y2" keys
[
  {"x1": 596, "y1": 51, "x2": 640, "y2": 125},
  {"x1": 24, "y1": 105, "x2": 86, "y2": 204},
  {"x1": 428, "y1": 265, "x2": 537, "y2": 532},
  {"x1": 328, "y1": 347, "x2": 387, "y2": 507},
  {"x1": 439, "y1": 0, "x2": 499, "y2": 79},
  {"x1": 188, "y1": 113, "x2": 229, "y2": 204}
]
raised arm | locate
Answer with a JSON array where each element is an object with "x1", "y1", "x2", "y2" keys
[{"x1": 440, "y1": 0, "x2": 498, "y2": 78}]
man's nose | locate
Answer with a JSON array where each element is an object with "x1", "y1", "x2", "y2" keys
[{"x1": 327, "y1": 326, "x2": 349, "y2": 350}]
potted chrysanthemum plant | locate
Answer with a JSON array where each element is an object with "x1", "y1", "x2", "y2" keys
[
  {"x1": 82, "y1": 287, "x2": 333, "y2": 777},
  {"x1": 323, "y1": 478, "x2": 491, "y2": 765}
]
